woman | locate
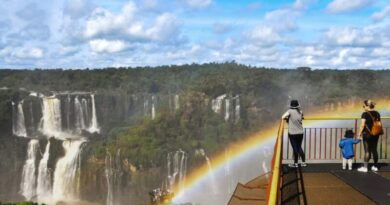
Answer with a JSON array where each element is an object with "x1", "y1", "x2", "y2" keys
[
  {"x1": 282, "y1": 99, "x2": 307, "y2": 167},
  {"x1": 358, "y1": 100, "x2": 381, "y2": 172}
]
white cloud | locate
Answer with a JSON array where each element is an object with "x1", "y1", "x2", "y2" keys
[
  {"x1": 89, "y1": 39, "x2": 127, "y2": 53},
  {"x1": 293, "y1": 0, "x2": 316, "y2": 10},
  {"x1": 371, "y1": 6, "x2": 390, "y2": 21},
  {"x1": 324, "y1": 27, "x2": 381, "y2": 47},
  {"x1": 247, "y1": 25, "x2": 282, "y2": 46},
  {"x1": 180, "y1": 0, "x2": 212, "y2": 8},
  {"x1": 84, "y1": 2, "x2": 181, "y2": 44},
  {"x1": 1, "y1": 47, "x2": 44, "y2": 59},
  {"x1": 64, "y1": 0, "x2": 93, "y2": 19},
  {"x1": 326, "y1": 0, "x2": 373, "y2": 13}
]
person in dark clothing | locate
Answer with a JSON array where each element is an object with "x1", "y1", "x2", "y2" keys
[
  {"x1": 282, "y1": 100, "x2": 306, "y2": 168},
  {"x1": 357, "y1": 100, "x2": 382, "y2": 172},
  {"x1": 339, "y1": 129, "x2": 361, "y2": 170}
]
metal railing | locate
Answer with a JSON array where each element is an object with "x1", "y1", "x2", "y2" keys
[
  {"x1": 283, "y1": 117, "x2": 390, "y2": 163},
  {"x1": 266, "y1": 117, "x2": 390, "y2": 205}
]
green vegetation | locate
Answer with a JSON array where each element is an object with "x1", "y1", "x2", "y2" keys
[{"x1": 1, "y1": 63, "x2": 389, "y2": 171}]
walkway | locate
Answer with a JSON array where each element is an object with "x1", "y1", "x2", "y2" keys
[{"x1": 281, "y1": 163, "x2": 390, "y2": 205}]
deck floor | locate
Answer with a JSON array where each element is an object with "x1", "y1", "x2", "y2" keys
[{"x1": 282, "y1": 163, "x2": 390, "y2": 205}]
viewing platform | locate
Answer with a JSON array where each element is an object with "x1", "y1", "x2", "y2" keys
[{"x1": 228, "y1": 117, "x2": 390, "y2": 205}]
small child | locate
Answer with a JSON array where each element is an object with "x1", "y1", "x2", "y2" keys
[{"x1": 339, "y1": 129, "x2": 361, "y2": 170}]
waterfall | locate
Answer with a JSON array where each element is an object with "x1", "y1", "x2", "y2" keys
[
  {"x1": 66, "y1": 95, "x2": 71, "y2": 130},
  {"x1": 20, "y1": 139, "x2": 39, "y2": 200},
  {"x1": 74, "y1": 97, "x2": 86, "y2": 132},
  {"x1": 37, "y1": 141, "x2": 52, "y2": 202},
  {"x1": 152, "y1": 96, "x2": 156, "y2": 120},
  {"x1": 105, "y1": 152, "x2": 114, "y2": 205},
  {"x1": 235, "y1": 96, "x2": 240, "y2": 123},
  {"x1": 52, "y1": 140, "x2": 85, "y2": 201},
  {"x1": 174, "y1": 95, "x2": 180, "y2": 111},
  {"x1": 211, "y1": 94, "x2": 226, "y2": 114},
  {"x1": 13, "y1": 101, "x2": 27, "y2": 137},
  {"x1": 204, "y1": 155, "x2": 218, "y2": 195},
  {"x1": 224, "y1": 99, "x2": 230, "y2": 121},
  {"x1": 82, "y1": 98, "x2": 90, "y2": 126},
  {"x1": 40, "y1": 97, "x2": 62, "y2": 137},
  {"x1": 167, "y1": 150, "x2": 187, "y2": 191},
  {"x1": 88, "y1": 94, "x2": 100, "y2": 133}
]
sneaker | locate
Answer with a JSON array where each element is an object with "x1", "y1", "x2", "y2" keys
[
  {"x1": 371, "y1": 166, "x2": 378, "y2": 172},
  {"x1": 342, "y1": 167, "x2": 346, "y2": 170},
  {"x1": 357, "y1": 167, "x2": 368, "y2": 172},
  {"x1": 348, "y1": 167, "x2": 352, "y2": 171},
  {"x1": 288, "y1": 163, "x2": 298, "y2": 168},
  {"x1": 301, "y1": 162, "x2": 307, "y2": 167}
]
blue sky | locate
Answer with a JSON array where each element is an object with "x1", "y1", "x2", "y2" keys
[{"x1": 0, "y1": 0, "x2": 389, "y2": 69}]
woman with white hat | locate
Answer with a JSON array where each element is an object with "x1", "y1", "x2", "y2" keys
[{"x1": 282, "y1": 99, "x2": 307, "y2": 167}]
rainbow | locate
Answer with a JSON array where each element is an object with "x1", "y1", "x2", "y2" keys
[{"x1": 172, "y1": 99, "x2": 390, "y2": 204}]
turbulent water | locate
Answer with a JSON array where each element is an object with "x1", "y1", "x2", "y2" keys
[
  {"x1": 52, "y1": 140, "x2": 85, "y2": 201},
  {"x1": 37, "y1": 141, "x2": 52, "y2": 202},
  {"x1": 20, "y1": 139, "x2": 39, "y2": 200}
]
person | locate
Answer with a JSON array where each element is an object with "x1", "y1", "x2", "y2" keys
[
  {"x1": 282, "y1": 99, "x2": 306, "y2": 168},
  {"x1": 357, "y1": 100, "x2": 382, "y2": 172},
  {"x1": 339, "y1": 129, "x2": 361, "y2": 170}
]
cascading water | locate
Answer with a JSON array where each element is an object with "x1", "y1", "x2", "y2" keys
[
  {"x1": 40, "y1": 97, "x2": 62, "y2": 137},
  {"x1": 88, "y1": 94, "x2": 100, "y2": 133},
  {"x1": 211, "y1": 94, "x2": 226, "y2": 114},
  {"x1": 225, "y1": 99, "x2": 230, "y2": 121},
  {"x1": 152, "y1": 96, "x2": 156, "y2": 120},
  {"x1": 13, "y1": 101, "x2": 27, "y2": 137},
  {"x1": 52, "y1": 140, "x2": 85, "y2": 201},
  {"x1": 75, "y1": 97, "x2": 86, "y2": 132},
  {"x1": 204, "y1": 154, "x2": 218, "y2": 195},
  {"x1": 105, "y1": 152, "x2": 114, "y2": 205},
  {"x1": 174, "y1": 95, "x2": 180, "y2": 111},
  {"x1": 235, "y1": 96, "x2": 240, "y2": 123},
  {"x1": 105, "y1": 150, "x2": 123, "y2": 205},
  {"x1": 82, "y1": 98, "x2": 90, "y2": 126},
  {"x1": 167, "y1": 150, "x2": 187, "y2": 191},
  {"x1": 37, "y1": 141, "x2": 52, "y2": 202},
  {"x1": 20, "y1": 139, "x2": 39, "y2": 200}
]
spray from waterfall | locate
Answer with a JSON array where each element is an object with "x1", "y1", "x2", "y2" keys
[
  {"x1": 204, "y1": 154, "x2": 218, "y2": 195},
  {"x1": 37, "y1": 141, "x2": 52, "y2": 202},
  {"x1": 20, "y1": 139, "x2": 39, "y2": 200}
]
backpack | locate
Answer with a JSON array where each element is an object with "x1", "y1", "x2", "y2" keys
[{"x1": 366, "y1": 111, "x2": 384, "y2": 136}]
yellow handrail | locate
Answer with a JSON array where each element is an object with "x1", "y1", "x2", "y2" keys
[
  {"x1": 304, "y1": 116, "x2": 390, "y2": 120},
  {"x1": 267, "y1": 120, "x2": 284, "y2": 205}
]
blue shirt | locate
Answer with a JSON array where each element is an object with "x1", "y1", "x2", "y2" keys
[{"x1": 339, "y1": 138, "x2": 361, "y2": 159}]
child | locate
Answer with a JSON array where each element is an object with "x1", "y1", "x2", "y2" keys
[{"x1": 339, "y1": 129, "x2": 361, "y2": 170}]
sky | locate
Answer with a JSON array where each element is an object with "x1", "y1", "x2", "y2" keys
[{"x1": 0, "y1": 0, "x2": 389, "y2": 69}]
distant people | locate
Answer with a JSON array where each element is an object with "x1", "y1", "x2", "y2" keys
[
  {"x1": 358, "y1": 100, "x2": 383, "y2": 172},
  {"x1": 282, "y1": 100, "x2": 307, "y2": 167},
  {"x1": 339, "y1": 129, "x2": 361, "y2": 170}
]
